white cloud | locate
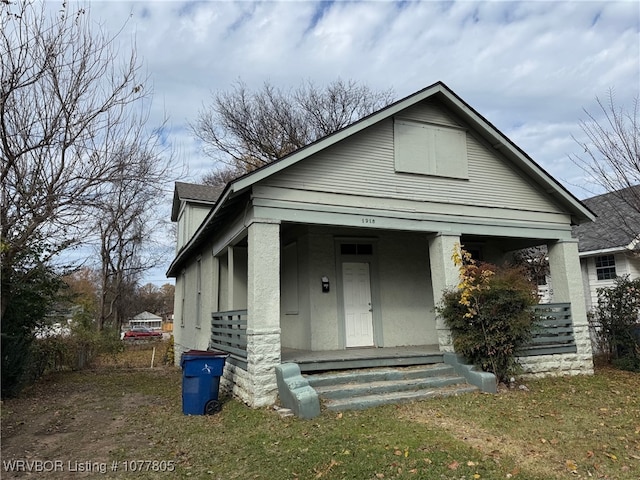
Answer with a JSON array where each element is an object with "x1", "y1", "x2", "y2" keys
[{"x1": 47, "y1": 0, "x2": 639, "y2": 283}]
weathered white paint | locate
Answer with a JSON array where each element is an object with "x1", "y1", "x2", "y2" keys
[
  {"x1": 172, "y1": 246, "x2": 218, "y2": 366},
  {"x1": 176, "y1": 204, "x2": 211, "y2": 252},
  {"x1": 308, "y1": 230, "x2": 340, "y2": 350},
  {"x1": 428, "y1": 233, "x2": 461, "y2": 352},
  {"x1": 280, "y1": 232, "x2": 311, "y2": 350},
  {"x1": 278, "y1": 227, "x2": 440, "y2": 352},
  {"x1": 377, "y1": 233, "x2": 437, "y2": 346},
  {"x1": 343, "y1": 262, "x2": 374, "y2": 347},
  {"x1": 245, "y1": 220, "x2": 281, "y2": 407}
]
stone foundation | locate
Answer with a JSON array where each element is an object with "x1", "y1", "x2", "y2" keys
[
  {"x1": 519, "y1": 352, "x2": 594, "y2": 378},
  {"x1": 519, "y1": 324, "x2": 594, "y2": 377},
  {"x1": 220, "y1": 331, "x2": 281, "y2": 408}
]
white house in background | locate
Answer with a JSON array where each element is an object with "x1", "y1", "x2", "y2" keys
[
  {"x1": 167, "y1": 81, "x2": 596, "y2": 408},
  {"x1": 573, "y1": 186, "x2": 640, "y2": 311},
  {"x1": 129, "y1": 311, "x2": 163, "y2": 330}
]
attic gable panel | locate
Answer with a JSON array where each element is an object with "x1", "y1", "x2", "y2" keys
[
  {"x1": 394, "y1": 119, "x2": 469, "y2": 179},
  {"x1": 257, "y1": 100, "x2": 564, "y2": 216}
]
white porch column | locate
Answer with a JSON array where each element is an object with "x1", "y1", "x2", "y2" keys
[
  {"x1": 547, "y1": 239, "x2": 594, "y2": 370},
  {"x1": 428, "y1": 233, "x2": 461, "y2": 352},
  {"x1": 246, "y1": 220, "x2": 281, "y2": 407}
]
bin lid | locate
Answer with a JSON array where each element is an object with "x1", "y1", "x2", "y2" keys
[
  {"x1": 183, "y1": 349, "x2": 227, "y2": 357},
  {"x1": 180, "y1": 349, "x2": 228, "y2": 367}
]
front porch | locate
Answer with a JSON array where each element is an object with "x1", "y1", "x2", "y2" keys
[{"x1": 204, "y1": 222, "x2": 594, "y2": 408}]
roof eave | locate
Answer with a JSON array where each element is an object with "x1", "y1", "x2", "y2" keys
[{"x1": 166, "y1": 184, "x2": 242, "y2": 277}]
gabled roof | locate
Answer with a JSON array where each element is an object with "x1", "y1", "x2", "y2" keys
[
  {"x1": 167, "y1": 81, "x2": 595, "y2": 277},
  {"x1": 132, "y1": 311, "x2": 163, "y2": 321},
  {"x1": 170, "y1": 182, "x2": 222, "y2": 221},
  {"x1": 573, "y1": 185, "x2": 640, "y2": 254}
]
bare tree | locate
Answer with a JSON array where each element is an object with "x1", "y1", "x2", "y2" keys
[
  {"x1": 95, "y1": 132, "x2": 173, "y2": 331},
  {"x1": 0, "y1": 1, "x2": 153, "y2": 319},
  {"x1": 573, "y1": 90, "x2": 639, "y2": 194},
  {"x1": 570, "y1": 91, "x2": 640, "y2": 254},
  {"x1": 192, "y1": 78, "x2": 395, "y2": 188},
  {"x1": 134, "y1": 282, "x2": 174, "y2": 319}
]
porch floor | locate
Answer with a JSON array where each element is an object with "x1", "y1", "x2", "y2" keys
[{"x1": 281, "y1": 345, "x2": 443, "y2": 373}]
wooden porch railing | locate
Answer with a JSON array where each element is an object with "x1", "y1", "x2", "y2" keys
[
  {"x1": 211, "y1": 310, "x2": 247, "y2": 361},
  {"x1": 518, "y1": 303, "x2": 577, "y2": 356}
]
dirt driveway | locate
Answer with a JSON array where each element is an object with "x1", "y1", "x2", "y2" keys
[{"x1": 2, "y1": 366, "x2": 181, "y2": 479}]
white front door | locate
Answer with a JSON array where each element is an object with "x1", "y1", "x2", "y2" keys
[{"x1": 342, "y1": 262, "x2": 374, "y2": 347}]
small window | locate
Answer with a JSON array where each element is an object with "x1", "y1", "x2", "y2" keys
[
  {"x1": 180, "y1": 271, "x2": 186, "y2": 327},
  {"x1": 341, "y1": 243, "x2": 373, "y2": 255},
  {"x1": 196, "y1": 258, "x2": 202, "y2": 328},
  {"x1": 595, "y1": 255, "x2": 616, "y2": 280}
]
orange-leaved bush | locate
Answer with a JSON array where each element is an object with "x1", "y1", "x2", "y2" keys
[{"x1": 438, "y1": 244, "x2": 538, "y2": 382}]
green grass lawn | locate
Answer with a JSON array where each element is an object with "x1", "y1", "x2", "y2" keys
[{"x1": 1, "y1": 344, "x2": 639, "y2": 479}]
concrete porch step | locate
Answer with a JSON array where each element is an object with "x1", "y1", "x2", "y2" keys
[
  {"x1": 322, "y1": 384, "x2": 479, "y2": 411},
  {"x1": 304, "y1": 364, "x2": 479, "y2": 412},
  {"x1": 306, "y1": 363, "x2": 456, "y2": 388}
]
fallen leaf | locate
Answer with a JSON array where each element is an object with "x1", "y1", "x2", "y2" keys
[
  {"x1": 473, "y1": 474, "x2": 481, "y2": 479},
  {"x1": 566, "y1": 460, "x2": 578, "y2": 473},
  {"x1": 467, "y1": 461, "x2": 477, "y2": 466},
  {"x1": 394, "y1": 450, "x2": 402, "y2": 456},
  {"x1": 586, "y1": 451, "x2": 594, "y2": 459},
  {"x1": 604, "y1": 452, "x2": 617, "y2": 461},
  {"x1": 448, "y1": 461, "x2": 459, "y2": 470}
]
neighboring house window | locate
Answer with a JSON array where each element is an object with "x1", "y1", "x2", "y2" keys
[
  {"x1": 394, "y1": 119, "x2": 468, "y2": 179},
  {"x1": 196, "y1": 257, "x2": 202, "y2": 328},
  {"x1": 595, "y1": 255, "x2": 617, "y2": 280}
]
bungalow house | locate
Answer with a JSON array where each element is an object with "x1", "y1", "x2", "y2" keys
[
  {"x1": 573, "y1": 186, "x2": 640, "y2": 311},
  {"x1": 129, "y1": 311, "x2": 163, "y2": 330},
  {"x1": 168, "y1": 82, "x2": 595, "y2": 408}
]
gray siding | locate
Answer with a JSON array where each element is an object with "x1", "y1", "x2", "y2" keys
[{"x1": 258, "y1": 100, "x2": 564, "y2": 225}]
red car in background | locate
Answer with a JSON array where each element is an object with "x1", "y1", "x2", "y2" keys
[{"x1": 123, "y1": 326, "x2": 163, "y2": 340}]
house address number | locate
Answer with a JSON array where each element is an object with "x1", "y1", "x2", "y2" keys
[{"x1": 361, "y1": 218, "x2": 376, "y2": 224}]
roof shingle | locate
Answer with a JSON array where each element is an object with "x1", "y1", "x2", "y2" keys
[{"x1": 573, "y1": 185, "x2": 640, "y2": 252}]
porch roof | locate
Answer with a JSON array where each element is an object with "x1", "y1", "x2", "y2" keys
[{"x1": 167, "y1": 81, "x2": 595, "y2": 278}]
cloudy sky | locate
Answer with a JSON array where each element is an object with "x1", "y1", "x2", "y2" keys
[{"x1": 54, "y1": 0, "x2": 640, "y2": 284}]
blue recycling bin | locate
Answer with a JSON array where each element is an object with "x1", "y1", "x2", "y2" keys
[{"x1": 180, "y1": 350, "x2": 228, "y2": 415}]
